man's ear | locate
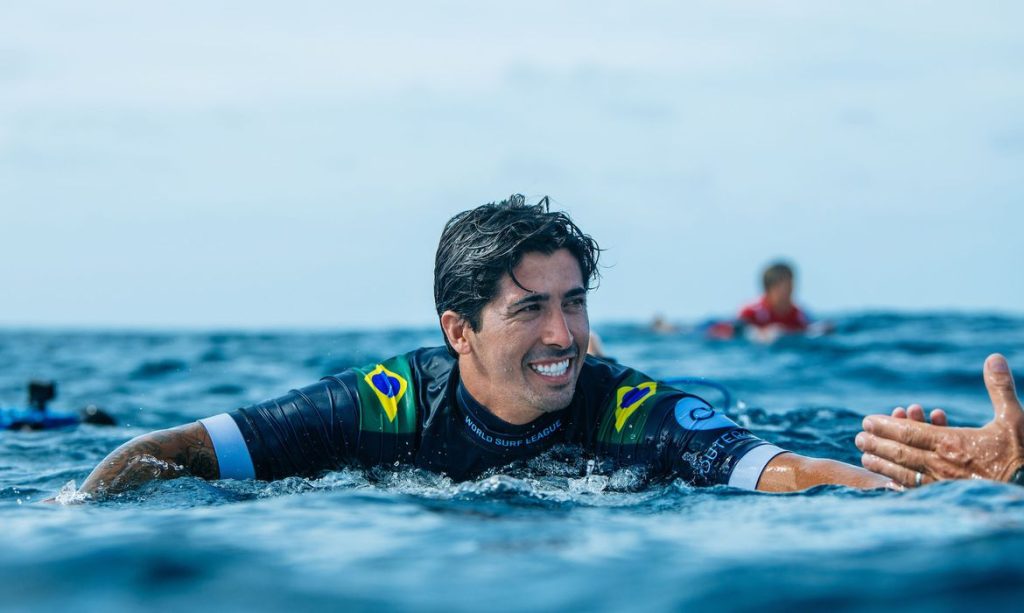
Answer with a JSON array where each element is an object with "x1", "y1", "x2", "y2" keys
[{"x1": 440, "y1": 311, "x2": 473, "y2": 355}]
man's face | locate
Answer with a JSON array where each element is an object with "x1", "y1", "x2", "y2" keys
[
  {"x1": 459, "y1": 249, "x2": 590, "y2": 424},
  {"x1": 767, "y1": 277, "x2": 794, "y2": 308}
]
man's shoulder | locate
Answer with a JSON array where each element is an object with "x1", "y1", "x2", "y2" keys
[
  {"x1": 579, "y1": 357, "x2": 690, "y2": 446},
  {"x1": 325, "y1": 347, "x2": 454, "y2": 381},
  {"x1": 579, "y1": 354, "x2": 632, "y2": 388},
  {"x1": 791, "y1": 304, "x2": 810, "y2": 325},
  {"x1": 578, "y1": 356, "x2": 682, "y2": 412},
  {"x1": 407, "y1": 346, "x2": 457, "y2": 377},
  {"x1": 319, "y1": 347, "x2": 454, "y2": 435},
  {"x1": 738, "y1": 297, "x2": 768, "y2": 321},
  {"x1": 579, "y1": 355, "x2": 667, "y2": 388}
]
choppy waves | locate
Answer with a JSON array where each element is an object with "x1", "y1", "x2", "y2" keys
[{"x1": 1, "y1": 313, "x2": 1023, "y2": 610}]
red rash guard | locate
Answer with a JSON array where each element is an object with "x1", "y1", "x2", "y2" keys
[{"x1": 738, "y1": 296, "x2": 809, "y2": 331}]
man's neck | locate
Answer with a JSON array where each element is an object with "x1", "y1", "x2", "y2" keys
[
  {"x1": 456, "y1": 372, "x2": 544, "y2": 426},
  {"x1": 454, "y1": 379, "x2": 539, "y2": 428},
  {"x1": 765, "y1": 294, "x2": 793, "y2": 315}
]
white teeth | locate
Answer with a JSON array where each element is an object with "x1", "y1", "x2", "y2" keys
[{"x1": 531, "y1": 359, "x2": 570, "y2": 377}]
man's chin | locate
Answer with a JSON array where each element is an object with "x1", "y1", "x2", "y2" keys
[
  {"x1": 521, "y1": 364, "x2": 581, "y2": 411},
  {"x1": 531, "y1": 386, "x2": 576, "y2": 414}
]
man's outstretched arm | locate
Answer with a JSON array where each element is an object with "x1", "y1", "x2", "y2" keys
[
  {"x1": 855, "y1": 354, "x2": 1024, "y2": 487},
  {"x1": 756, "y1": 452, "x2": 891, "y2": 491},
  {"x1": 78, "y1": 422, "x2": 220, "y2": 497}
]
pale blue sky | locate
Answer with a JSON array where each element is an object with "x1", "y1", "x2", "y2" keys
[{"x1": 2, "y1": 1, "x2": 1022, "y2": 329}]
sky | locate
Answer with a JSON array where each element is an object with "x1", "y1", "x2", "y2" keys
[{"x1": 1, "y1": 1, "x2": 1022, "y2": 329}]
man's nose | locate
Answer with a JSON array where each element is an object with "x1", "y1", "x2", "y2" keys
[{"x1": 543, "y1": 309, "x2": 574, "y2": 348}]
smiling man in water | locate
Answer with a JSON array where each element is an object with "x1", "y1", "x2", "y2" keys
[{"x1": 80, "y1": 195, "x2": 962, "y2": 497}]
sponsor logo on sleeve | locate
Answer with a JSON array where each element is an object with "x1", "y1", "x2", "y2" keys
[
  {"x1": 364, "y1": 364, "x2": 408, "y2": 422},
  {"x1": 615, "y1": 382, "x2": 657, "y2": 432},
  {"x1": 673, "y1": 396, "x2": 736, "y2": 431}
]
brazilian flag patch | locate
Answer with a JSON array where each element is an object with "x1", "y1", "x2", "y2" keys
[
  {"x1": 598, "y1": 372, "x2": 674, "y2": 446},
  {"x1": 353, "y1": 357, "x2": 417, "y2": 435},
  {"x1": 615, "y1": 381, "x2": 657, "y2": 432}
]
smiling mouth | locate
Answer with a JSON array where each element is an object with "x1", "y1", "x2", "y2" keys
[{"x1": 530, "y1": 358, "x2": 571, "y2": 378}]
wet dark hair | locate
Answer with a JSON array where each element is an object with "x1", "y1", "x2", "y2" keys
[
  {"x1": 762, "y1": 261, "x2": 795, "y2": 292},
  {"x1": 434, "y1": 194, "x2": 601, "y2": 355}
]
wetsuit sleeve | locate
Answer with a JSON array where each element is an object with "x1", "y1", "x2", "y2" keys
[
  {"x1": 199, "y1": 413, "x2": 256, "y2": 479},
  {"x1": 204, "y1": 376, "x2": 361, "y2": 481},
  {"x1": 592, "y1": 368, "x2": 786, "y2": 489},
  {"x1": 659, "y1": 396, "x2": 786, "y2": 488}
]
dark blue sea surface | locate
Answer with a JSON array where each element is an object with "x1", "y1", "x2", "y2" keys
[{"x1": 1, "y1": 312, "x2": 1023, "y2": 612}]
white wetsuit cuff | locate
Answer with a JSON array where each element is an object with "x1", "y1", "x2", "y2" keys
[
  {"x1": 728, "y1": 444, "x2": 787, "y2": 490},
  {"x1": 199, "y1": 413, "x2": 256, "y2": 480}
]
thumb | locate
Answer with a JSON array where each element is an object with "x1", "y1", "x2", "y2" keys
[{"x1": 984, "y1": 354, "x2": 1022, "y2": 422}]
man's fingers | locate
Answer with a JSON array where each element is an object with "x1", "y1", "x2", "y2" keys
[
  {"x1": 888, "y1": 405, "x2": 946, "y2": 425},
  {"x1": 861, "y1": 453, "x2": 926, "y2": 488},
  {"x1": 855, "y1": 432, "x2": 929, "y2": 472},
  {"x1": 861, "y1": 415, "x2": 941, "y2": 450},
  {"x1": 984, "y1": 354, "x2": 1022, "y2": 422}
]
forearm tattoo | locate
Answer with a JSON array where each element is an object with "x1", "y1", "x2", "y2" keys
[
  {"x1": 156, "y1": 427, "x2": 219, "y2": 480},
  {"x1": 80, "y1": 423, "x2": 219, "y2": 495}
]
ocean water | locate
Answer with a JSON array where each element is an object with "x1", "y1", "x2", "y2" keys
[{"x1": 1, "y1": 312, "x2": 1023, "y2": 612}]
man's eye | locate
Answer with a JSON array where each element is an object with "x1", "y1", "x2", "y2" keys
[{"x1": 518, "y1": 304, "x2": 541, "y2": 313}]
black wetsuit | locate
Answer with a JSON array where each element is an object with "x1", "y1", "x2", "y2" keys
[{"x1": 200, "y1": 347, "x2": 785, "y2": 488}]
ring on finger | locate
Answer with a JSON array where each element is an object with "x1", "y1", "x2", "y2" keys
[{"x1": 914, "y1": 471, "x2": 923, "y2": 487}]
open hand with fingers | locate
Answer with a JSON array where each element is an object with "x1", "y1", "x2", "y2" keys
[{"x1": 855, "y1": 354, "x2": 1024, "y2": 487}]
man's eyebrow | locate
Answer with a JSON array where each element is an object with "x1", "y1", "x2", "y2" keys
[
  {"x1": 508, "y1": 286, "x2": 587, "y2": 310},
  {"x1": 509, "y1": 293, "x2": 548, "y2": 309}
]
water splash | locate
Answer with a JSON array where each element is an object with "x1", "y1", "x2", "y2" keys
[{"x1": 53, "y1": 480, "x2": 88, "y2": 505}]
